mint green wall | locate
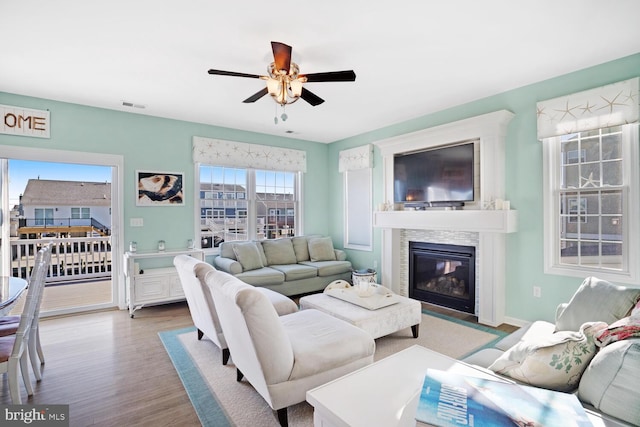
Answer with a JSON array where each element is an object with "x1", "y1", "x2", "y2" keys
[
  {"x1": 329, "y1": 53, "x2": 640, "y2": 323},
  {"x1": 3, "y1": 53, "x2": 638, "y2": 323},
  {"x1": 0, "y1": 92, "x2": 331, "y2": 253}
]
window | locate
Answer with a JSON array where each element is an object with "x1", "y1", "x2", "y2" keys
[
  {"x1": 344, "y1": 168, "x2": 372, "y2": 250},
  {"x1": 71, "y1": 207, "x2": 90, "y2": 219},
  {"x1": 543, "y1": 124, "x2": 640, "y2": 282},
  {"x1": 198, "y1": 165, "x2": 299, "y2": 248},
  {"x1": 34, "y1": 208, "x2": 54, "y2": 226},
  {"x1": 340, "y1": 144, "x2": 373, "y2": 251}
]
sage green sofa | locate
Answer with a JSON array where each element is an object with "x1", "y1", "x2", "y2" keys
[
  {"x1": 212, "y1": 235, "x2": 352, "y2": 296},
  {"x1": 463, "y1": 277, "x2": 640, "y2": 426}
]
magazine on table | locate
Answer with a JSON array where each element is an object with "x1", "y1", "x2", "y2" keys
[{"x1": 415, "y1": 369, "x2": 592, "y2": 427}]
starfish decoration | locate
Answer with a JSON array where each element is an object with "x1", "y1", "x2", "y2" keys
[
  {"x1": 622, "y1": 89, "x2": 638, "y2": 103},
  {"x1": 598, "y1": 91, "x2": 626, "y2": 114},
  {"x1": 580, "y1": 172, "x2": 601, "y2": 188},
  {"x1": 536, "y1": 105, "x2": 546, "y2": 118},
  {"x1": 554, "y1": 100, "x2": 580, "y2": 121},
  {"x1": 579, "y1": 101, "x2": 597, "y2": 115}
]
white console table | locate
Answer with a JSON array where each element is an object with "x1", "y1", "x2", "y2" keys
[{"x1": 123, "y1": 248, "x2": 204, "y2": 317}]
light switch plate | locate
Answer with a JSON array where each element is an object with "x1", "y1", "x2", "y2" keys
[{"x1": 130, "y1": 218, "x2": 144, "y2": 227}]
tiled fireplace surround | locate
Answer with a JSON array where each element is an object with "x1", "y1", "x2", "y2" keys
[{"x1": 373, "y1": 110, "x2": 517, "y2": 327}]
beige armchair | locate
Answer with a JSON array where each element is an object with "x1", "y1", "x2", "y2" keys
[
  {"x1": 205, "y1": 268, "x2": 375, "y2": 427},
  {"x1": 173, "y1": 255, "x2": 298, "y2": 365}
]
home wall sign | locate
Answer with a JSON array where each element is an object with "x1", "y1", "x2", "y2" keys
[{"x1": 1, "y1": 104, "x2": 50, "y2": 138}]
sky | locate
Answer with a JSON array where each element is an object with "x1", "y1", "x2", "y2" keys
[{"x1": 8, "y1": 160, "x2": 111, "y2": 207}]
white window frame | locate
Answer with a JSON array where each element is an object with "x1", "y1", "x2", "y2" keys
[
  {"x1": 542, "y1": 123, "x2": 640, "y2": 283},
  {"x1": 194, "y1": 164, "x2": 302, "y2": 253},
  {"x1": 343, "y1": 167, "x2": 373, "y2": 251}
]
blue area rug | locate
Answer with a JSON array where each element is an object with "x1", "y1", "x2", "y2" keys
[
  {"x1": 159, "y1": 309, "x2": 508, "y2": 427},
  {"x1": 159, "y1": 326, "x2": 231, "y2": 427}
]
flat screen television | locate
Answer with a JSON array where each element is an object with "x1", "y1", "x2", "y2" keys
[{"x1": 393, "y1": 142, "x2": 475, "y2": 206}]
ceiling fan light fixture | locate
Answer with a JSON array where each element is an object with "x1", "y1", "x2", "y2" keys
[
  {"x1": 290, "y1": 79, "x2": 303, "y2": 97},
  {"x1": 207, "y1": 41, "x2": 354, "y2": 109},
  {"x1": 266, "y1": 78, "x2": 280, "y2": 96}
]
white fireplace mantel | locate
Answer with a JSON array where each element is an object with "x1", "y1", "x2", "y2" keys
[
  {"x1": 374, "y1": 209, "x2": 518, "y2": 233},
  {"x1": 373, "y1": 110, "x2": 515, "y2": 327}
]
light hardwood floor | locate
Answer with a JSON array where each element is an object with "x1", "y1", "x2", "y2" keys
[
  {"x1": 1, "y1": 299, "x2": 517, "y2": 426},
  {"x1": 0, "y1": 302, "x2": 201, "y2": 426}
]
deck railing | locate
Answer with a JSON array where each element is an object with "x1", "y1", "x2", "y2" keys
[{"x1": 10, "y1": 237, "x2": 112, "y2": 283}]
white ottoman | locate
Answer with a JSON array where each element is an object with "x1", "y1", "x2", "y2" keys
[{"x1": 299, "y1": 292, "x2": 422, "y2": 339}]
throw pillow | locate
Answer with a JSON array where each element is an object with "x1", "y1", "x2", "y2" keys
[
  {"x1": 232, "y1": 242, "x2": 264, "y2": 272},
  {"x1": 291, "y1": 236, "x2": 310, "y2": 262},
  {"x1": 578, "y1": 340, "x2": 640, "y2": 426},
  {"x1": 596, "y1": 315, "x2": 640, "y2": 347},
  {"x1": 261, "y1": 238, "x2": 297, "y2": 265},
  {"x1": 488, "y1": 321, "x2": 608, "y2": 392},
  {"x1": 308, "y1": 237, "x2": 337, "y2": 262},
  {"x1": 555, "y1": 276, "x2": 640, "y2": 332}
]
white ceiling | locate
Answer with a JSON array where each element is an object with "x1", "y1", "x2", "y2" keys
[{"x1": 2, "y1": 1, "x2": 639, "y2": 143}]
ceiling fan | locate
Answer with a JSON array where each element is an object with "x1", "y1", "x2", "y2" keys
[{"x1": 207, "y1": 41, "x2": 356, "y2": 107}]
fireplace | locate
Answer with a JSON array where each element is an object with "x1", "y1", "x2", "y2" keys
[{"x1": 409, "y1": 241, "x2": 476, "y2": 314}]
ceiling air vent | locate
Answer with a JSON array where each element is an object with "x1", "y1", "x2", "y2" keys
[{"x1": 122, "y1": 101, "x2": 146, "y2": 109}]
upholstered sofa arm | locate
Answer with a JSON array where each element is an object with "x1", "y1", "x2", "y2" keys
[
  {"x1": 256, "y1": 288, "x2": 298, "y2": 316},
  {"x1": 213, "y1": 256, "x2": 243, "y2": 275},
  {"x1": 334, "y1": 249, "x2": 347, "y2": 261}
]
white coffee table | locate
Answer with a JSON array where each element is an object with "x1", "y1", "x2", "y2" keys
[
  {"x1": 299, "y1": 292, "x2": 421, "y2": 339},
  {"x1": 306, "y1": 345, "x2": 625, "y2": 427}
]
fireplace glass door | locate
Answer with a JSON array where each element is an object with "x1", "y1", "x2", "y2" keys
[{"x1": 409, "y1": 242, "x2": 475, "y2": 313}]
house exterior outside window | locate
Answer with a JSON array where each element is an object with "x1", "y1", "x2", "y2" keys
[{"x1": 198, "y1": 165, "x2": 300, "y2": 248}]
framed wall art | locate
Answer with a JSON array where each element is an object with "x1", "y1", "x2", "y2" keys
[{"x1": 136, "y1": 170, "x2": 185, "y2": 206}]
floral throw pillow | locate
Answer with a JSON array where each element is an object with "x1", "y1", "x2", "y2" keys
[
  {"x1": 489, "y1": 321, "x2": 608, "y2": 392},
  {"x1": 596, "y1": 304, "x2": 640, "y2": 347}
]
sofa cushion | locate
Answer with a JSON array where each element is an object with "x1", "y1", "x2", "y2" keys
[
  {"x1": 219, "y1": 241, "x2": 237, "y2": 260},
  {"x1": 280, "y1": 309, "x2": 375, "y2": 380},
  {"x1": 262, "y1": 238, "x2": 297, "y2": 265},
  {"x1": 270, "y1": 264, "x2": 318, "y2": 281},
  {"x1": 235, "y1": 267, "x2": 285, "y2": 286},
  {"x1": 578, "y1": 340, "x2": 640, "y2": 426},
  {"x1": 555, "y1": 276, "x2": 640, "y2": 332},
  {"x1": 300, "y1": 260, "x2": 352, "y2": 277},
  {"x1": 255, "y1": 241, "x2": 268, "y2": 266},
  {"x1": 488, "y1": 321, "x2": 607, "y2": 392},
  {"x1": 232, "y1": 242, "x2": 264, "y2": 272},
  {"x1": 291, "y1": 236, "x2": 311, "y2": 262},
  {"x1": 308, "y1": 237, "x2": 337, "y2": 262},
  {"x1": 595, "y1": 315, "x2": 640, "y2": 347}
]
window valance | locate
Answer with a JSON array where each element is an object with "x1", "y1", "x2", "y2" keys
[
  {"x1": 338, "y1": 144, "x2": 372, "y2": 172},
  {"x1": 192, "y1": 136, "x2": 307, "y2": 173},
  {"x1": 537, "y1": 77, "x2": 639, "y2": 140}
]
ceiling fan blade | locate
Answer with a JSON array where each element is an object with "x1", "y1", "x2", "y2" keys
[
  {"x1": 271, "y1": 41, "x2": 292, "y2": 73},
  {"x1": 301, "y1": 70, "x2": 356, "y2": 82},
  {"x1": 208, "y1": 69, "x2": 262, "y2": 79},
  {"x1": 300, "y1": 87, "x2": 325, "y2": 106},
  {"x1": 242, "y1": 87, "x2": 269, "y2": 103}
]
